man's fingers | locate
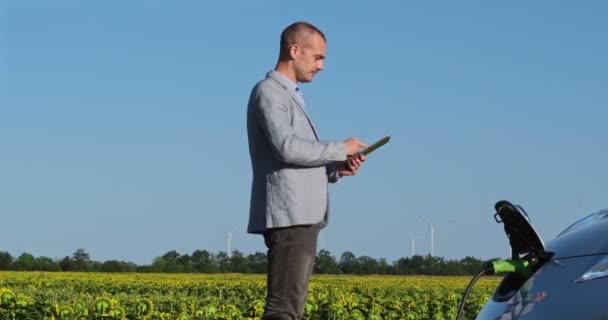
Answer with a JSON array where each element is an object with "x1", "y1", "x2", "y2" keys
[
  {"x1": 353, "y1": 138, "x2": 368, "y2": 149},
  {"x1": 343, "y1": 137, "x2": 368, "y2": 155},
  {"x1": 352, "y1": 155, "x2": 365, "y2": 164}
]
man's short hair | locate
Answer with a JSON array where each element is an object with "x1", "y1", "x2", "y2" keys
[{"x1": 279, "y1": 22, "x2": 326, "y2": 60}]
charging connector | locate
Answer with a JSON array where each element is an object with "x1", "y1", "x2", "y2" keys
[
  {"x1": 456, "y1": 259, "x2": 532, "y2": 320},
  {"x1": 489, "y1": 259, "x2": 531, "y2": 276}
]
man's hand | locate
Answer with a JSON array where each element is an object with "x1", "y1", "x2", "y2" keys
[
  {"x1": 338, "y1": 153, "x2": 366, "y2": 177},
  {"x1": 343, "y1": 137, "x2": 368, "y2": 156}
]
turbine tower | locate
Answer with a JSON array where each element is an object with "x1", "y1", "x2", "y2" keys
[
  {"x1": 224, "y1": 227, "x2": 236, "y2": 257},
  {"x1": 411, "y1": 235, "x2": 420, "y2": 256},
  {"x1": 418, "y1": 216, "x2": 434, "y2": 256}
]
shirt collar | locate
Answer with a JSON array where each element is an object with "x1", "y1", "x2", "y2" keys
[{"x1": 267, "y1": 70, "x2": 302, "y2": 96}]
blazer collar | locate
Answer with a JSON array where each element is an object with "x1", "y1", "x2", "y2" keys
[
  {"x1": 266, "y1": 71, "x2": 319, "y2": 140},
  {"x1": 267, "y1": 71, "x2": 297, "y2": 93}
]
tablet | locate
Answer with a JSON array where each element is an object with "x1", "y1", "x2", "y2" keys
[{"x1": 348, "y1": 135, "x2": 391, "y2": 159}]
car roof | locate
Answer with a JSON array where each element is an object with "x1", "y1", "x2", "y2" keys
[{"x1": 558, "y1": 209, "x2": 608, "y2": 237}]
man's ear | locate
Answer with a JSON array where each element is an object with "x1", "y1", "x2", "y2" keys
[{"x1": 289, "y1": 44, "x2": 300, "y2": 60}]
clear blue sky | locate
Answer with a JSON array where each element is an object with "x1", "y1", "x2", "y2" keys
[{"x1": 2, "y1": 0, "x2": 607, "y2": 265}]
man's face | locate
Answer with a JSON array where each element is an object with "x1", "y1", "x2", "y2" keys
[{"x1": 293, "y1": 33, "x2": 326, "y2": 83}]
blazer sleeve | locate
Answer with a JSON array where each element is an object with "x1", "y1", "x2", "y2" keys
[{"x1": 253, "y1": 84, "x2": 347, "y2": 167}]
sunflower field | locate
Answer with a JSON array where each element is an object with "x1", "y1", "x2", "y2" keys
[{"x1": 0, "y1": 272, "x2": 499, "y2": 320}]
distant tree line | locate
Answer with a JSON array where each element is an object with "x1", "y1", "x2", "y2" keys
[{"x1": 0, "y1": 249, "x2": 495, "y2": 275}]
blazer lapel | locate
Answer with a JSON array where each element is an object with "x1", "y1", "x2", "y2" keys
[
  {"x1": 267, "y1": 73, "x2": 319, "y2": 140},
  {"x1": 290, "y1": 94, "x2": 319, "y2": 141}
]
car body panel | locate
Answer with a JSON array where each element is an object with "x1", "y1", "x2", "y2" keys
[
  {"x1": 548, "y1": 209, "x2": 608, "y2": 258},
  {"x1": 477, "y1": 254, "x2": 608, "y2": 319}
]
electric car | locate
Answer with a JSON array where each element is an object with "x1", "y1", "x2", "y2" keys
[{"x1": 475, "y1": 201, "x2": 608, "y2": 320}]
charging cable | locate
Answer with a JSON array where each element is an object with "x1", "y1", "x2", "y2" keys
[{"x1": 456, "y1": 259, "x2": 531, "y2": 320}]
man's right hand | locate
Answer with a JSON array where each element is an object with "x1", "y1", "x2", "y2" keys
[{"x1": 343, "y1": 137, "x2": 368, "y2": 156}]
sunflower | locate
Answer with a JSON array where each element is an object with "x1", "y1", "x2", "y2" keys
[
  {"x1": 94, "y1": 297, "x2": 113, "y2": 316},
  {"x1": 0, "y1": 288, "x2": 15, "y2": 306},
  {"x1": 57, "y1": 305, "x2": 74, "y2": 318},
  {"x1": 109, "y1": 305, "x2": 127, "y2": 320},
  {"x1": 136, "y1": 298, "x2": 154, "y2": 317},
  {"x1": 73, "y1": 299, "x2": 88, "y2": 315}
]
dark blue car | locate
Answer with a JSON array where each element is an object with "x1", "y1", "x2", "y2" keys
[{"x1": 476, "y1": 201, "x2": 608, "y2": 319}]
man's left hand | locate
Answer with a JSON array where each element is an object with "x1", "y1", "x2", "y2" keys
[{"x1": 338, "y1": 154, "x2": 366, "y2": 177}]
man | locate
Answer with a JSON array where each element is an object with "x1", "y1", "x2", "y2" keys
[{"x1": 246, "y1": 21, "x2": 367, "y2": 319}]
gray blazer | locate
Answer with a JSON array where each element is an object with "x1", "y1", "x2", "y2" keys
[{"x1": 247, "y1": 72, "x2": 347, "y2": 234}]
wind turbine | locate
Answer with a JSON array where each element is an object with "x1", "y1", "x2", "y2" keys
[
  {"x1": 418, "y1": 216, "x2": 434, "y2": 257},
  {"x1": 411, "y1": 235, "x2": 420, "y2": 256},
  {"x1": 218, "y1": 227, "x2": 237, "y2": 257},
  {"x1": 418, "y1": 216, "x2": 455, "y2": 257}
]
